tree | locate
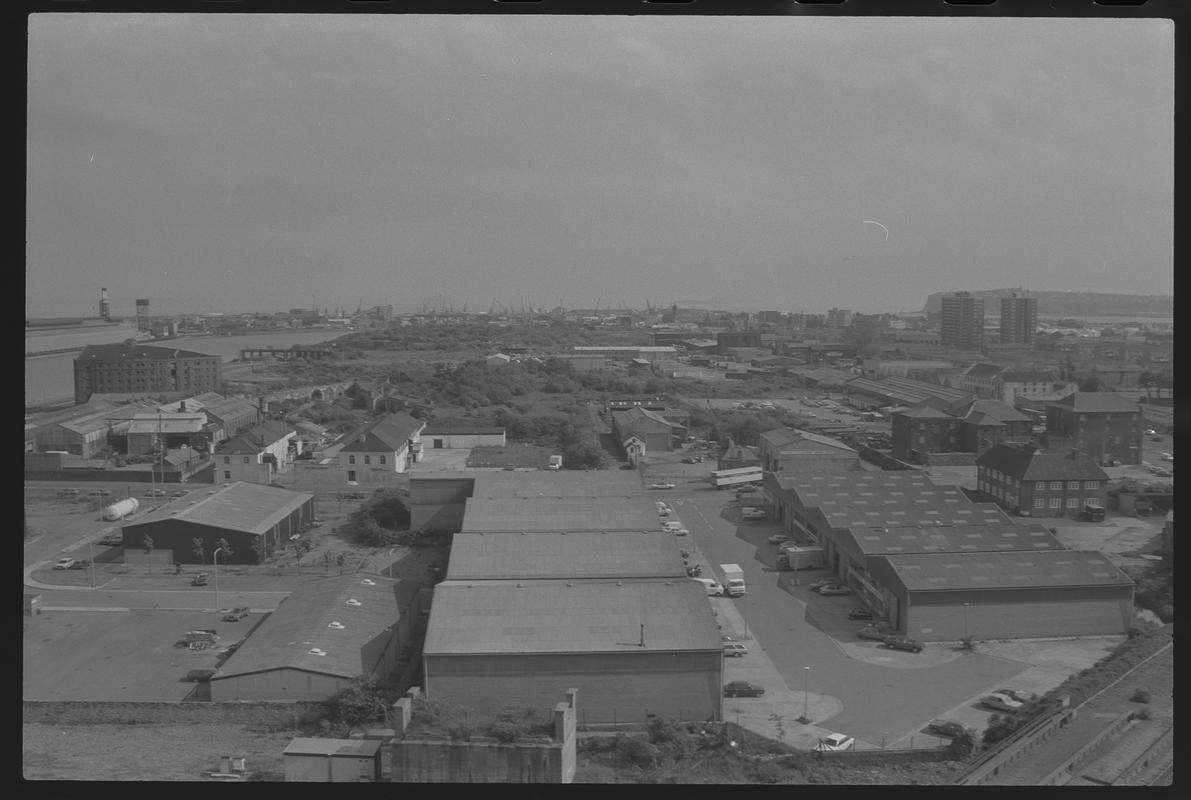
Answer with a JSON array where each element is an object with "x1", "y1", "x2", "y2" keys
[
  {"x1": 251, "y1": 536, "x2": 265, "y2": 565},
  {"x1": 336, "y1": 552, "x2": 347, "y2": 575},
  {"x1": 143, "y1": 535, "x2": 154, "y2": 574},
  {"x1": 191, "y1": 537, "x2": 205, "y2": 566},
  {"x1": 216, "y1": 537, "x2": 233, "y2": 561}
]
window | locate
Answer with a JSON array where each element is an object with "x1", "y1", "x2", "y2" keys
[
  {"x1": 1067, "y1": 481, "x2": 1080, "y2": 490},
  {"x1": 1084, "y1": 480, "x2": 1099, "y2": 490},
  {"x1": 223, "y1": 471, "x2": 231, "y2": 480},
  {"x1": 348, "y1": 455, "x2": 356, "y2": 464},
  {"x1": 1034, "y1": 498, "x2": 1045, "y2": 509},
  {"x1": 223, "y1": 456, "x2": 230, "y2": 464},
  {"x1": 1049, "y1": 497, "x2": 1061, "y2": 509},
  {"x1": 364, "y1": 455, "x2": 371, "y2": 465},
  {"x1": 379, "y1": 455, "x2": 386, "y2": 465},
  {"x1": 1050, "y1": 481, "x2": 1062, "y2": 490},
  {"x1": 1067, "y1": 497, "x2": 1080, "y2": 508},
  {"x1": 243, "y1": 456, "x2": 250, "y2": 464}
]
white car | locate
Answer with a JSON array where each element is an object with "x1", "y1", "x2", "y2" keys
[
  {"x1": 741, "y1": 508, "x2": 767, "y2": 520},
  {"x1": 815, "y1": 733, "x2": 855, "y2": 751},
  {"x1": 53, "y1": 557, "x2": 75, "y2": 570},
  {"x1": 768, "y1": 534, "x2": 791, "y2": 545},
  {"x1": 779, "y1": 541, "x2": 804, "y2": 553},
  {"x1": 649, "y1": 483, "x2": 676, "y2": 490},
  {"x1": 662, "y1": 521, "x2": 684, "y2": 532},
  {"x1": 980, "y1": 693, "x2": 1024, "y2": 712},
  {"x1": 1160, "y1": 453, "x2": 1173, "y2": 461}
]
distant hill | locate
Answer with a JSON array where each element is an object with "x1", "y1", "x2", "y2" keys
[{"x1": 921, "y1": 290, "x2": 1174, "y2": 318}]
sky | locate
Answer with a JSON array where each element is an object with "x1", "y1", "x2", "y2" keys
[{"x1": 25, "y1": 14, "x2": 1174, "y2": 318}]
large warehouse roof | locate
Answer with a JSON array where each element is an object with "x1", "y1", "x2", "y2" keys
[
  {"x1": 841, "y1": 522, "x2": 1063, "y2": 556},
  {"x1": 446, "y1": 530, "x2": 687, "y2": 581},
  {"x1": 461, "y1": 496, "x2": 661, "y2": 532},
  {"x1": 871, "y1": 550, "x2": 1133, "y2": 593},
  {"x1": 215, "y1": 575, "x2": 405, "y2": 681},
  {"x1": 820, "y1": 500, "x2": 1014, "y2": 530},
  {"x1": 124, "y1": 481, "x2": 313, "y2": 534},
  {"x1": 470, "y1": 470, "x2": 644, "y2": 498},
  {"x1": 424, "y1": 580, "x2": 720, "y2": 655}
]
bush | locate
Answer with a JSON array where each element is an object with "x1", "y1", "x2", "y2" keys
[
  {"x1": 755, "y1": 761, "x2": 782, "y2": 783},
  {"x1": 1129, "y1": 688, "x2": 1152, "y2": 703},
  {"x1": 614, "y1": 735, "x2": 659, "y2": 767},
  {"x1": 324, "y1": 676, "x2": 392, "y2": 727},
  {"x1": 1135, "y1": 707, "x2": 1152, "y2": 720}
]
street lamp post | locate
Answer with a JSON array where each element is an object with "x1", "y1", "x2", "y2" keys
[
  {"x1": 213, "y1": 547, "x2": 225, "y2": 612},
  {"x1": 963, "y1": 602, "x2": 970, "y2": 643},
  {"x1": 388, "y1": 547, "x2": 396, "y2": 578},
  {"x1": 87, "y1": 538, "x2": 95, "y2": 589},
  {"x1": 802, "y1": 667, "x2": 811, "y2": 723}
]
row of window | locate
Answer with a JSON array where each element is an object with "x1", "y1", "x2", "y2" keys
[
  {"x1": 1034, "y1": 497, "x2": 1095, "y2": 509},
  {"x1": 985, "y1": 472, "x2": 1100, "y2": 491},
  {"x1": 347, "y1": 454, "x2": 386, "y2": 465}
]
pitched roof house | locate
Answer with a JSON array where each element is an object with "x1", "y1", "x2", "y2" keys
[{"x1": 975, "y1": 443, "x2": 1109, "y2": 518}]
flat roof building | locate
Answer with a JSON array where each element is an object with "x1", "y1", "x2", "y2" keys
[{"x1": 445, "y1": 530, "x2": 687, "y2": 581}]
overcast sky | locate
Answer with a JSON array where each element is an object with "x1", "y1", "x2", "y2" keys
[{"x1": 26, "y1": 14, "x2": 1173, "y2": 318}]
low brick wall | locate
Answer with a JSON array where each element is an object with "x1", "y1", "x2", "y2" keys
[
  {"x1": 23, "y1": 700, "x2": 325, "y2": 728},
  {"x1": 812, "y1": 747, "x2": 953, "y2": 766}
]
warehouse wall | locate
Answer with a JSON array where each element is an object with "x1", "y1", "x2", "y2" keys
[
  {"x1": 902, "y1": 586, "x2": 1134, "y2": 641},
  {"x1": 210, "y1": 667, "x2": 353, "y2": 702},
  {"x1": 424, "y1": 651, "x2": 721, "y2": 725}
]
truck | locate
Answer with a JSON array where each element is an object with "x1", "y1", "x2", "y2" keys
[
  {"x1": 710, "y1": 466, "x2": 763, "y2": 489},
  {"x1": 547, "y1": 455, "x2": 563, "y2": 470},
  {"x1": 102, "y1": 497, "x2": 139, "y2": 521},
  {"x1": 776, "y1": 545, "x2": 825, "y2": 571},
  {"x1": 720, "y1": 563, "x2": 746, "y2": 597}
]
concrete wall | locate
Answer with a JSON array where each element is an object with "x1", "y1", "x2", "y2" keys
[
  {"x1": 424, "y1": 651, "x2": 720, "y2": 725},
  {"x1": 211, "y1": 667, "x2": 355, "y2": 702},
  {"x1": 424, "y1": 433, "x2": 506, "y2": 449}
]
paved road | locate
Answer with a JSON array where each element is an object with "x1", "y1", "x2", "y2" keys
[{"x1": 668, "y1": 489, "x2": 1030, "y2": 748}]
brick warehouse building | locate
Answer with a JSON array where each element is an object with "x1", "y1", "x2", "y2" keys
[
  {"x1": 1044, "y1": 392, "x2": 1143, "y2": 466},
  {"x1": 73, "y1": 344, "x2": 222, "y2": 404}
]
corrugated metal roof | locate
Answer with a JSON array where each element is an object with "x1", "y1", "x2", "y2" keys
[
  {"x1": 471, "y1": 470, "x2": 644, "y2": 498},
  {"x1": 446, "y1": 530, "x2": 687, "y2": 580},
  {"x1": 76, "y1": 343, "x2": 215, "y2": 361},
  {"x1": 1051, "y1": 393, "x2": 1141, "y2": 413},
  {"x1": 284, "y1": 738, "x2": 383, "y2": 757},
  {"x1": 878, "y1": 550, "x2": 1133, "y2": 592},
  {"x1": 123, "y1": 481, "x2": 313, "y2": 534},
  {"x1": 760, "y1": 428, "x2": 855, "y2": 453},
  {"x1": 844, "y1": 522, "x2": 1063, "y2": 555},
  {"x1": 424, "y1": 580, "x2": 721, "y2": 655},
  {"x1": 462, "y1": 496, "x2": 661, "y2": 532},
  {"x1": 216, "y1": 575, "x2": 404, "y2": 681},
  {"x1": 126, "y1": 413, "x2": 208, "y2": 435}
]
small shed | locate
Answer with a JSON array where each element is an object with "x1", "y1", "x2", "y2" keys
[{"x1": 283, "y1": 738, "x2": 382, "y2": 782}]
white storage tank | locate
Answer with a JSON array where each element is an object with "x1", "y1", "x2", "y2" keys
[{"x1": 103, "y1": 497, "x2": 139, "y2": 521}]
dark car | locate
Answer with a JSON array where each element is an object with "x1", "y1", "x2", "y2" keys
[
  {"x1": 98, "y1": 533, "x2": 123, "y2": 546},
  {"x1": 56, "y1": 488, "x2": 80, "y2": 497},
  {"x1": 66, "y1": 559, "x2": 91, "y2": 570},
  {"x1": 88, "y1": 488, "x2": 112, "y2": 497},
  {"x1": 927, "y1": 719, "x2": 967, "y2": 739},
  {"x1": 190, "y1": 573, "x2": 210, "y2": 586},
  {"x1": 222, "y1": 607, "x2": 250, "y2": 622},
  {"x1": 847, "y1": 608, "x2": 874, "y2": 621},
  {"x1": 882, "y1": 635, "x2": 924, "y2": 653},
  {"x1": 995, "y1": 688, "x2": 1030, "y2": 704},
  {"x1": 818, "y1": 584, "x2": 853, "y2": 596},
  {"x1": 857, "y1": 625, "x2": 891, "y2": 641},
  {"x1": 723, "y1": 681, "x2": 765, "y2": 698},
  {"x1": 184, "y1": 669, "x2": 217, "y2": 682}
]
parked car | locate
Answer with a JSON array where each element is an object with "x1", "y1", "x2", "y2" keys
[
  {"x1": 88, "y1": 489, "x2": 112, "y2": 497},
  {"x1": 170, "y1": 490, "x2": 188, "y2": 498},
  {"x1": 847, "y1": 608, "x2": 874, "y2": 620},
  {"x1": 768, "y1": 534, "x2": 791, "y2": 545},
  {"x1": 53, "y1": 557, "x2": 75, "y2": 570},
  {"x1": 67, "y1": 559, "x2": 91, "y2": 570},
  {"x1": 815, "y1": 733, "x2": 855, "y2": 751},
  {"x1": 981, "y1": 693, "x2": 1023, "y2": 712},
  {"x1": 723, "y1": 642, "x2": 749, "y2": 658},
  {"x1": 735, "y1": 486, "x2": 759, "y2": 495},
  {"x1": 741, "y1": 508, "x2": 767, "y2": 521},
  {"x1": 1145, "y1": 429, "x2": 1156, "y2": 435},
  {"x1": 649, "y1": 483, "x2": 676, "y2": 490},
  {"x1": 662, "y1": 521, "x2": 684, "y2": 532},
  {"x1": 681, "y1": 457, "x2": 698, "y2": 464},
  {"x1": 673, "y1": 528, "x2": 689, "y2": 536},
  {"x1": 98, "y1": 533, "x2": 123, "y2": 546},
  {"x1": 927, "y1": 719, "x2": 967, "y2": 739},
  {"x1": 817, "y1": 584, "x2": 853, "y2": 596},
  {"x1": 184, "y1": 669, "x2": 217, "y2": 682},
  {"x1": 143, "y1": 488, "x2": 167, "y2": 497},
  {"x1": 994, "y1": 688, "x2": 1030, "y2": 704},
  {"x1": 881, "y1": 635, "x2": 924, "y2": 653},
  {"x1": 222, "y1": 607, "x2": 250, "y2": 622},
  {"x1": 807, "y1": 578, "x2": 838, "y2": 591},
  {"x1": 723, "y1": 681, "x2": 765, "y2": 698},
  {"x1": 191, "y1": 573, "x2": 210, "y2": 586},
  {"x1": 56, "y1": 488, "x2": 80, "y2": 497},
  {"x1": 857, "y1": 625, "x2": 891, "y2": 641}
]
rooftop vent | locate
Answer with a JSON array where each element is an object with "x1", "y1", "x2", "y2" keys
[
  {"x1": 360, "y1": 578, "x2": 376, "y2": 586},
  {"x1": 328, "y1": 621, "x2": 345, "y2": 630},
  {"x1": 308, "y1": 648, "x2": 327, "y2": 656},
  {"x1": 345, "y1": 599, "x2": 362, "y2": 607}
]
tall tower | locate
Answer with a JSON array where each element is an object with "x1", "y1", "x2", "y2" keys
[
  {"x1": 940, "y1": 291, "x2": 984, "y2": 349},
  {"x1": 98, "y1": 288, "x2": 110, "y2": 321},
  {"x1": 136, "y1": 298, "x2": 151, "y2": 332},
  {"x1": 999, "y1": 293, "x2": 1038, "y2": 346}
]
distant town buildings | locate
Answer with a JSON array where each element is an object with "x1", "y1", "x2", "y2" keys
[{"x1": 940, "y1": 291, "x2": 985, "y2": 350}]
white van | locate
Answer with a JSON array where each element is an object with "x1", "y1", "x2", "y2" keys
[{"x1": 692, "y1": 577, "x2": 724, "y2": 596}]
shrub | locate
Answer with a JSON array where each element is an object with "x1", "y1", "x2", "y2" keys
[
  {"x1": 755, "y1": 761, "x2": 782, "y2": 783},
  {"x1": 614, "y1": 735, "x2": 659, "y2": 768},
  {"x1": 1135, "y1": 707, "x2": 1152, "y2": 720},
  {"x1": 1129, "y1": 688, "x2": 1152, "y2": 703}
]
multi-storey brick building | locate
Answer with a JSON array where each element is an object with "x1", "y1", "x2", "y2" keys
[
  {"x1": 73, "y1": 344, "x2": 222, "y2": 404},
  {"x1": 1044, "y1": 392, "x2": 1143, "y2": 465},
  {"x1": 975, "y1": 443, "x2": 1109, "y2": 518},
  {"x1": 940, "y1": 291, "x2": 984, "y2": 350},
  {"x1": 999, "y1": 293, "x2": 1038, "y2": 346}
]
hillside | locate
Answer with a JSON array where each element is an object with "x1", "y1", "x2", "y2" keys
[{"x1": 921, "y1": 290, "x2": 1173, "y2": 319}]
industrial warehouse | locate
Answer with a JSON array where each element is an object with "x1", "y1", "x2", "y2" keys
[{"x1": 120, "y1": 481, "x2": 315, "y2": 564}]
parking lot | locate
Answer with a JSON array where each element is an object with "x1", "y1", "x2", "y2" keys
[{"x1": 23, "y1": 608, "x2": 263, "y2": 702}]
